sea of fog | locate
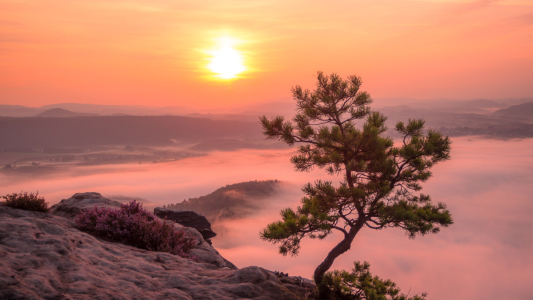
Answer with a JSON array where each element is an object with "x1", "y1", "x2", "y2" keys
[{"x1": 1, "y1": 136, "x2": 532, "y2": 300}]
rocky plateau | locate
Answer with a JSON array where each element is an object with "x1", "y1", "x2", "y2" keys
[{"x1": 0, "y1": 193, "x2": 314, "y2": 300}]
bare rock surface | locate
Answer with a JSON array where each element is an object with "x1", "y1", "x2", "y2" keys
[
  {"x1": 0, "y1": 206, "x2": 312, "y2": 300},
  {"x1": 154, "y1": 208, "x2": 217, "y2": 242},
  {"x1": 49, "y1": 192, "x2": 122, "y2": 219}
]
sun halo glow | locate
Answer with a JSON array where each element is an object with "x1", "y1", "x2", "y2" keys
[{"x1": 207, "y1": 37, "x2": 246, "y2": 80}]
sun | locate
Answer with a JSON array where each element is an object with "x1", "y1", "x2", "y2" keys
[{"x1": 206, "y1": 37, "x2": 246, "y2": 80}]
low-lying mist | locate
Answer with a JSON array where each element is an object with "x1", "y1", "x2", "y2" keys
[{"x1": 1, "y1": 137, "x2": 532, "y2": 300}]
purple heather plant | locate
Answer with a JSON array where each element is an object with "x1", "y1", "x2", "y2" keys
[{"x1": 75, "y1": 200, "x2": 197, "y2": 259}]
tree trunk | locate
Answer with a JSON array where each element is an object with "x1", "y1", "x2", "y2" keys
[{"x1": 313, "y1": 224, "x2": 362, "y2": 285}]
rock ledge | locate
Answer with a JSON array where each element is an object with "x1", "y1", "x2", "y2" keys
[
  {"x1": 154, "y1": 207, "x2": 217, "y2": 242},
  {"x1": 0, "y1": 193, "x2": 314, "y2": 300}
]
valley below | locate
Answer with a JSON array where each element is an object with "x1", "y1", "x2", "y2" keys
[{"x1": 1, "y1": 137, "x2": 532, "y2": 299}]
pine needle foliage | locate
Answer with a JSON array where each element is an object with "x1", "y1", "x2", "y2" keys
[
  {"x1": 259, "y1": 72, "x2": 453, "y2": 286},
  {"x1": 320, "y1": 261, "x2": 427, "y2": 300}
]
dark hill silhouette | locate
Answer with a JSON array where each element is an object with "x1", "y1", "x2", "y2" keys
[
  {"x1": 165, "y1": 180, "x2": 282, "y2": 223},
  {"x1": 34, "y1": 108, "x2": 98, "y2": 118},
  {"x1": 447, "y1": 99, "x2": 507, "y2": 113},
  {"x1": 0, "y1": 115, "x2": 262, "y2": 148},
  {"x1": 0, "y1": 105, "x2": 41, "y2": 117},
  {"x1": 494, "y1": 102, "x2": 533, "y2": 119}
]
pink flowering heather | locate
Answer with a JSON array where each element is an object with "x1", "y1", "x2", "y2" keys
[{"x1": 75, "y1": 201, "x2": 197, "y2": 259}]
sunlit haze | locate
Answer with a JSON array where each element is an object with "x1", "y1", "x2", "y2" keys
[
  {"x1": 206, "y1": 36, "x2": 246, "y2": 80},
  {"x1": 1, "y1": 0, "x2": 532, "y2": 108}
]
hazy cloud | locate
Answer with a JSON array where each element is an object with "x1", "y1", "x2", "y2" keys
[
  {"x1": 1, "y1": 137, "x2": 532, "y2": 299},
  {"x1": 518, "y1": 12, "x2": 533, "y2": 25}
]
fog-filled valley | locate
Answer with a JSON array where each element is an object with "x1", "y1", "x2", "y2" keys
[{"x1": 1, "y1": 128, "x2": 532, "y2": 299}]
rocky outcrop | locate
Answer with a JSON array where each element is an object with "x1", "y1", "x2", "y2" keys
[
  {"x1": 154, "y1": 208, "x2": 217, "y2": 243},
  {"x1": 49, "y1": 192, "x2": 122, "y2": 219},
  {"x1": 0, "y1": 205, "x2": 313, "y2": 299},
  {"x1": 48, "y1": 193, "x2": 236, "y2": 270}
]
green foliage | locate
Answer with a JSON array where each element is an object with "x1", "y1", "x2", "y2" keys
[
  {"x1": 2, "y1": 191, "x2": 49, "y2": 212},
  {"x1": 319, "y1": 262, "x2": 427, "y2": 300},
  {"x1": 259, "y1": 72, "x2": 453, "y2": 287}
]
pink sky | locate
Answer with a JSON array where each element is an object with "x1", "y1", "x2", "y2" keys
[{"x1": 1, "y1": 0, "x2": 533, "y2": 108}]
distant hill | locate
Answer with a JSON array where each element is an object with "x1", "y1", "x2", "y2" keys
[
  {"x1": 185, "y1": 113, "x2": 259, "y2": 123},
  {"x1": 447, "y1": 99, "x2": 507, "y2": 113},
  {"x1": 34, "y1": 108, "x2": 99, "y2": 118},
  {"x1": 189, "y1": 139, "x2": 281, "y2": 152},
  {"x1": 0, "y1": 115, "x2": 263, "y2": 148},
  {"x1": 0, "y1": 105, "x2": 42, "y2": 117},
  {"x1": 494, "y1": 102, "x2": 533, "y2": 119},
  {"x1": 165, "y1": 180, "x2": 282, "y2": 223},
  {"x1": 0, "y1": 103, "x2": 198, "y2": 117},
  {"x1": 463, "y1": 99, "x2": 507, "y2": 108},
  {"x1": 39, "y1": 103, "x2": 197, "y2": 116}
]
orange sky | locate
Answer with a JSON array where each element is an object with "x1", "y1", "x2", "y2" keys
[{"x1": 1, "y1": 0, "x2": 532, "y2": 108}]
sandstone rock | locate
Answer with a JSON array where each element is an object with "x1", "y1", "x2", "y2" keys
[
  {"x1": 154, "y1": 207, "x2": 217, "y2": 242},
  {"x1": 0, "y1": 206, "x2": 312, "y2": 300},
  {"x1": 233, "y1": 266, "x2": 281, "y2": 285},
  {"x1": 275, "y1": 272, "x2": 316, "y2": 290},
  {"x1": 174, "y1": 222, "x2": 237, "y2": 270},
  {"x1": 49, "y1": 193, "x2": 236, "y2": 270},
  {"x1": 49, "y1": 192, "x2": 122, "y2": 219}
]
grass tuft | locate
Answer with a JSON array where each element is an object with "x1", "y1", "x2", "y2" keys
[{"x1": 3, "y1": 191, "x2": 49, "y2": 212}]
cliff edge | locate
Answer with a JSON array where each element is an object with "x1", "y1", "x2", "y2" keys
[{"x1": 0, "y1": 193, "x2": 313, "y2": 300}]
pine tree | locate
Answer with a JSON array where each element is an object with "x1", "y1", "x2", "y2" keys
[{"x1": 260, "y1": 72, "x2": 452, "y2": 296}]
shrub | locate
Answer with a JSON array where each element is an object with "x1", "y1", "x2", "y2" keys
[
  {"x1": 319, "y1": 261, "x2": 427, "y2": 300},
  {"x1": 2, "y1": 192, "x2": 49, "y2": 212},
  {"x1": 75, "y1": 201, "x2": 197, "y2": 259}
]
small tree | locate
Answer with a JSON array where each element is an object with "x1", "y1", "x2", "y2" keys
[{"x1": 260, "y1": 72, "x2": 452, "y2": 295}]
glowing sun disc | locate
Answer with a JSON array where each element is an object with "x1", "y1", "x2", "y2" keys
[{"x1": 207, "y1": 37, "x2": 246, "y2": 79}]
